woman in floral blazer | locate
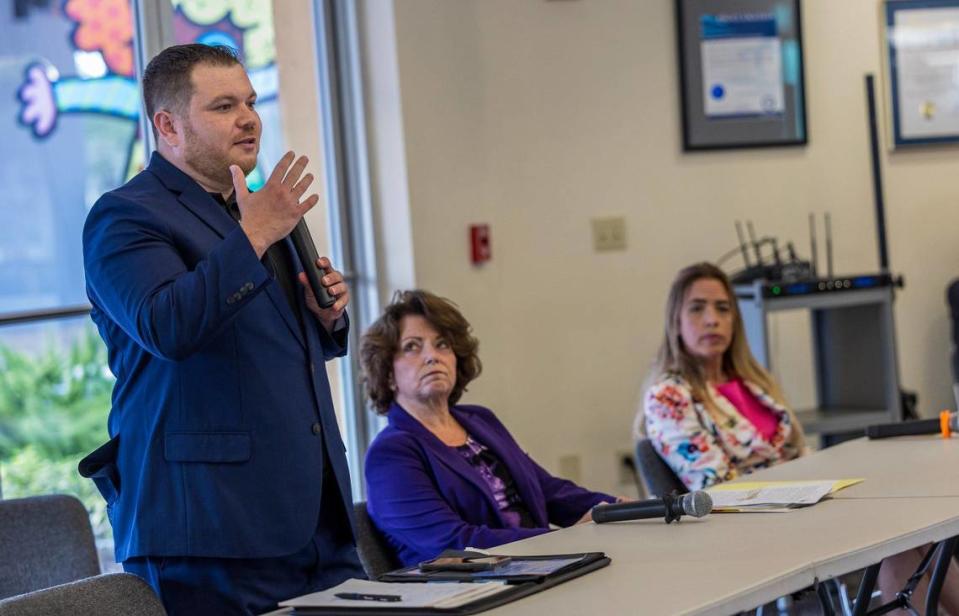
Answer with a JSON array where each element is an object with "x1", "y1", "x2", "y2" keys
[
  {"x1": 642, "y1": 374, "x2": 803, "y2": 490},
  {"x1": 635, "y1": 262, "x2": 806, "y2": 491}
]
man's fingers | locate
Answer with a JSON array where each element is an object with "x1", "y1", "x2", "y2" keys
[
  {"x1": 325, "y1": 283, "x2": 348, "y2": 297},
  {"x1": 284, "y1": 156, "x2": 310, "y2": 188},
  {"x1": 320, "y1": 266, "x2": 341, "y2": 284},
  {"x1": 266, "y1": 150, "x2": 296, "y2": 186},
  {"x1": 291, "y1": 173, "x2": 314, "y2": 199},
  {"x1": 332, "y1": 296, "x2": 348, "y2": 314},
  {"x1": 315, "y1": 257, "x2": 331, "y2": 272},
  {"x1": 230, "y1": 165, "x2": 249, "y2": 198},
  {"x1": 298, "y1": 193, "x2": 319, "y2": 215}
]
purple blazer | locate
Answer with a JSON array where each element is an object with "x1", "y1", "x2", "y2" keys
[{"x1": 365, "y1": 403, "x2": 615, "y2": 566}]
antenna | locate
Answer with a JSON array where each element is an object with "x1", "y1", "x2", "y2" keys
[
  {"x1": 865, "y1": 74, "x2": 891, "y2": 272},
  {"x1": 771, "y1": 238, "x2": 782, "y2": 269},
  {"x1": 735, "y1": 221, "x2": 752, "y2": 267},
  {"x1": 825, "y1": 212, "x2": 834, "y2": 279},
  {"x1": 746, "y1": 221, "x2": 763, "y2": 265},
  {"x1": 809, "y1": 212, "x2": 818, "y2": 278}
]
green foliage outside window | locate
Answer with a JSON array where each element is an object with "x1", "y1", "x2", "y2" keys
[{"x1": 0, "y1": 327, "x2": 113, "y2": 540}]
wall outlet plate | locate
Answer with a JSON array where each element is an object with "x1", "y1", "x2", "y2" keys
[{"x1": 591, "y1": 217, "x2": 627, "y2": 252}]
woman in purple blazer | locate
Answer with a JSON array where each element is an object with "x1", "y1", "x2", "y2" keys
[{"x1": 361, "y1": 290, "x2": 617, "y2": 567}]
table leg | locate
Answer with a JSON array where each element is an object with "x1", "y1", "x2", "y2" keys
[
  {"x1": 925, "y1": 536, "x2": 959, "y2": 616},
  {"x1": 817, "y1": 580, "x2": 838, "y2": 616},
  {"x1": 852, "y1": 563, "x2": 880, "y2": 616}
]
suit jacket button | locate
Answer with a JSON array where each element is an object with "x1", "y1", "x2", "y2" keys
[
  {"x1": 311, "y1": 422, "x2": 322, "y2": 435},
  {"x1": 226, "y1": 296, "x2": 236, "y2": 305},
  {"x1": 244, "y1": 282, "x2": 254, "y2": 291}
]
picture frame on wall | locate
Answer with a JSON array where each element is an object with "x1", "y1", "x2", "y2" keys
[
  {"x1": 885, "y1": 0, "x2": 959, "y2": 147},
  {"x1": 676, "y1": 0, "x2": 808, "y2": 151}
]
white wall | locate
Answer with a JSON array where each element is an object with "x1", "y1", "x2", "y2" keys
[{"x1": 363, "y1": 0, "x2": 959, "y2": 495}]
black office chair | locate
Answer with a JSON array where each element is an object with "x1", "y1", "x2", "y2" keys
[
  {"x1": 634, "y1": 438, "x2": 687, "y2": 498},
  {"x1": 0, "y1": 494, "x2": 101, "y2": 600},
  {"x1": 0, "y1": 573, "x2": 166, "y2": 616},
  {"x1": 948, "y1": 279, "x2": 959, "y2": 409},
  {"x1": 352, "y1": 502, "x2": 402, "y2": 580}
]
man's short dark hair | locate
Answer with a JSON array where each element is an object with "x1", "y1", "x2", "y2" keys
[{"x1": 142, "y1": 44, "x2": 241, "y2": 138}]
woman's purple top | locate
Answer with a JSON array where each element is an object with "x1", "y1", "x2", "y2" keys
[
  {"x1": 454, "y1": 435, "x2": 535, "y2": 529},
  {"x1": 364, "y1": 403, "x2": 616, "y2": 566}
]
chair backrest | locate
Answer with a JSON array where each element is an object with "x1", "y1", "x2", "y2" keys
[
  {"x1": 635, "y1": 439, "x2": 688, "y2": 498},
  {"x1": 948, "y1": 279, "x2": 959, "y2": 408},
  {"x1": 352, "y1": 501, "x2": 402, "y2": 579},
  {"x1": 0, "y1": 494, "x2": 100, "y2": 599},
  {"x1": 0, "y1": 573, "x2": 165, "y2": 616}
]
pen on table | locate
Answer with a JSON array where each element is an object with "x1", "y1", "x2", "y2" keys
[{"x1": 334, "y1": 592, "x2": 402, "y2": 602}]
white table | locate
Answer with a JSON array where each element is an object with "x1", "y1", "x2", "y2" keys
[
  {"x1": 484, "y1": 436, "x2": 959, "y2": 615},
  {"x1": 266, "y1": 436, "x2": 959, "y2": 615},
  {"x1": 487, "y1": 496, "x2": 959, "y2": 615},
  {"x1": 741, "y1": 435, "x2": 959, "y2": 499}
]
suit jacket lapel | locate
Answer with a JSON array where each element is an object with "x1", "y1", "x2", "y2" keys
[
  {"x1": 454, "y1": 408, "x2": 548, "y2": 527},
  {"x1": 388, "y1": 404, "x2": 500, "y2": 507},
  {"x1": 262, "y1": 237, "x2": 307, "y2": 349},
  {"x1": 146, "y1": 152, "x2": 235, "y2": 239}
]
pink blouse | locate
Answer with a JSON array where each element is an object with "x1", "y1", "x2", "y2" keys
[{"x1": 716, "y1": 378, "x2": 779, "y2": 441}]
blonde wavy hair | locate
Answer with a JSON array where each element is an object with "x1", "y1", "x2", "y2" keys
[{"x1": 636, "y1": 262, "x2": 805, "y2": 450}]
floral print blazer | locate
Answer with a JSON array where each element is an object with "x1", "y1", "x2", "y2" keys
[{"x1": 640, "y1": 374, "x2": 803, "y2": 491}]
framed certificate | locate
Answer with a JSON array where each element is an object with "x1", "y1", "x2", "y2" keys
[
  {"x1": 885, "y1": 0, "x2": 959, "y2": 146},
  {"x1": 676, "y1": 0, "x2": 807, "y2": 150}
]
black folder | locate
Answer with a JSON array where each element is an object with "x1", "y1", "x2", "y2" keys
[{"x1": 287, "y1": 551, "x2": 609, "y2": 615}]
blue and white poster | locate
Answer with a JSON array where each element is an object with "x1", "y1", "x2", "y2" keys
[{"x1": 700, "y1": 13, "x2": 784, "y2": 118}]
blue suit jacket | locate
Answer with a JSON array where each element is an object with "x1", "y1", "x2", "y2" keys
[
  {"x1": 81, "y1": 152, "x2": 356, "y2": 562},
  {"x1": 365, "y1": 403, "x2": 614, "y2": 566}
]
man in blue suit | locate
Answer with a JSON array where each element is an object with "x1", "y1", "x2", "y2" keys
[{"x1": 80, "y1": 44, "x2": 363, "y2": 615}]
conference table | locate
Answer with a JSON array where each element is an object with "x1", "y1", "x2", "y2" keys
[
  {"x1": 485, "y1": 435, "x2": 959, "y2": 615},
  {"x1": 265, "y1": 435, "x2": 959, "y2": 615}
]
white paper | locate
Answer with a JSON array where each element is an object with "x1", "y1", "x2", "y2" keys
[
  {"x1": 279, "y1": 578, "x2": 509, "y2": 609},
  {"x1": 702, "y1": 37, "x2": 784, "y2": 118},
  {"x1": 708, "y1": 482, "x2": 833, "y2": 509},
  {"x1": 892, "y1": 8, "x2": 959, "y2": 139}
]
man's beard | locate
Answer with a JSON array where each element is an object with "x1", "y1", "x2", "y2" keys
[{"x1": 182, "y1": 122, "x2": 257, "y2": 189}]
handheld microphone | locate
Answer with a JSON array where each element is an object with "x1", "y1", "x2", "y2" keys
[
  {"x1": 591, "y1": 491, "x2": 712, "y2": 524},
  {"x1": 289, "y1": 220, "x2": 336, "y2": 309},
  {"x1": 865, "y1": 411, "x2": 957, "y2": 440}
]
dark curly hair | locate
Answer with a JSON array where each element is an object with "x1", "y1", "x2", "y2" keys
[{"x1": 360, "y1": 290, "x2": 482, "y2": 413}]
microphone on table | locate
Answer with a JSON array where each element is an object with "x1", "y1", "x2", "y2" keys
[
  {"x1": 865, "y1": 410, "x2": 957, "y2": 440},
  {"x1": 591, "y1": 491, "x2": 713, "y2": 524},
  {"x1": 289, "y1": 220, "x2": 336, "y2": 309}
]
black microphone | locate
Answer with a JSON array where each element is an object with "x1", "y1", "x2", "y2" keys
[
  {"x1": 591, "y1": 491, "x2": 712, "y2": 524},
  {"x1": 289, "y1": 220, "x2": 335, "y2": 309},
  {"x1": 865, "y1": 411, "x2": 957, "y2": 440}
]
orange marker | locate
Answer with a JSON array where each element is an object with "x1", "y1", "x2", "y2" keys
[{"x1": 941, "y1": 410, "x2": 953, "y2": 439}]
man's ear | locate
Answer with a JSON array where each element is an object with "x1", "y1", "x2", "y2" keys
[{"x1": 154, "y1": 110, "x2": 180, "y2": 148}]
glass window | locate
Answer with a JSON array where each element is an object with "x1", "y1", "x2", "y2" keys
[
  {"x1": 1, "y1": 0, "x2": 135, "y2": 569},
  {"x1": 2, "y1": 0, "x2": 139, "y2": 316},
  {"x1": 0, "y1": 317, "x2": 113, "y2": 562}
]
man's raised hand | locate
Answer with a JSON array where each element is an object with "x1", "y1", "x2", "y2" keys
[{"x1": 231, "y1": 151, "x2": 320, "y2": 258}]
